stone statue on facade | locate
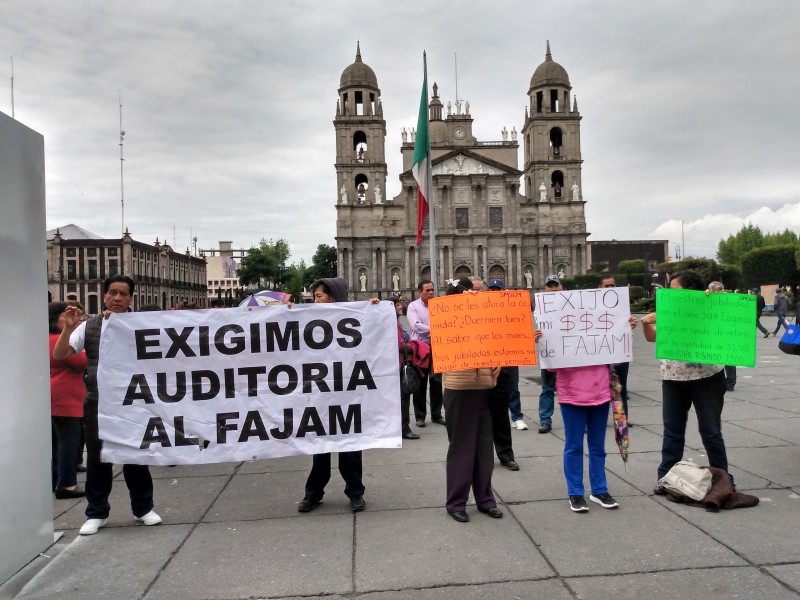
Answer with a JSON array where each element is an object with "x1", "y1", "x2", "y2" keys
[
  {"x1": 374, "y1": 184, "x2": 382, "y2": 205},
  {"x1": 558, "y1": 268, "x2": 566, "y2": 280},
  {"x1": 447, "y1": 101, "x2": 452, "y2": 115},
  {"x1": 401, "y1": 128, "x2": 407, "y2": 143},
  {"x1": 511, "y1": 126, "x2": 517, "y2": 141},
  {"x1": 392, "y1": 271, "x2": 400, "y2": 291},
  {"x1": 524, "y1": 269, "x2": 533, "y2": 289},
  {"x1": 360, "y1": 272, "x2": 367, "y2": 291},
  {"x1": 340, "y1": 184, "x2": 348, "y2": 205},
  {"x1": 571, "y1": 182, "x2": 580, "y2": 201},
  {"x1": 539, "y1": 181, "x2": 547, "y2": 202},
  {"x1": 501, "y1": 127, "x2": 508, "y2": 141},
  {"x1": 410, "y1": 128, "x2": 416, "y2": 142},
  {"x1": 464, "y1": 101, "x2": 469, "y2": 114}
]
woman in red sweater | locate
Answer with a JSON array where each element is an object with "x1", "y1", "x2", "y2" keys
[{"x1": 49, "y1": 301, "x2": 88, "y2": 498}]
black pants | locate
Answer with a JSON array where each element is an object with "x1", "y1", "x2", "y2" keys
[
  {"x1": 52, "y1": 416, "x2": 82, "y2": 489},
  {"x1": 84, "y1": 398, "x2": 154, "y2": 519},
  {"x1": 304, "y1": 451, "x2": 364, "y2": 500},
  {"x1": 488, "y1": 367, "x2": 516, "y2": 463},
  {"x1": 413, "y1": 369, "x2": 443, "y2": 422}
]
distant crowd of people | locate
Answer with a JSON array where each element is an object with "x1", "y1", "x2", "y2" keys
[{"x1": 49, "y1": 270, "x2": 774, "y2": 533}]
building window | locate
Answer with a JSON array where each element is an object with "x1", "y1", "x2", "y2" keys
[
  {"x1": 489, "y1": 207, "x2": 503, "y2": 229},
  {"x1": 109, "y1": 259, "x2": 119, "y2": 276},
  {"x1": 88, "y1": 259, "x2": 98, "y2": 280},
  {"x1": 455, "y1": 207, "x2": 469, "y2": 230},
  {"x1": 88, "y1": 295, "x2": 99, "y2": 315},
  {"x1": 67, "y1": 260, "x2": 77, "y2": 280}
]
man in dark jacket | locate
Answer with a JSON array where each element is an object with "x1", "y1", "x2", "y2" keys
[{"x1": 753, "y1": 288, "x2": 770, "y2": 338}]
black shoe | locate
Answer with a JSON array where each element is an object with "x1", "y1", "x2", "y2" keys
[
  {"x1": 764, "y1": 333, "x2": 770, "y2": 338},
  {"x1": 76, "y1": 464, "x2": 87, "y2": 473},
  {"x1": 350, "y1": 496, "x2": 366, "y2": 512},
  {"x1": 432, "y1": 417, "x2": 446, "y2": 426},
  {"x1": 448, "y1": 510, "x2": 469, "y2": 522},
  {"x1": 538, "y1": 423, "x2": 552, "y2": 434},
  {"x1": 500, "y1": 459, "x2": 520, "y2": 471},
  {"x1": 569, "y1": 495, "x2": 589, "y2": 512},
  {"x1": 726, "y1": 385, "x2": 735, "y2": 392},
  {"x1": 415, "y1": 419, "x2": 426, "y2": 428},
  {"x1": 297, "y1": 497, "x2": 321, "y2": 513},
  {"x1": 402, "y1": 432, "x2": 420, "y2": 440},
  {"x1": 478, "y1": 506, "x2": 503, "y2": 518},
  {"x1": 54, "y1": 487, "x2": 86, "y2": 499}
]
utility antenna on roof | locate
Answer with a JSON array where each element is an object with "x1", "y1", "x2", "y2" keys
[
  {"x1": 453, "y1": 53, "x2": 466, "y2": 114},
  {"x1": 10, "y1": 56, "x2": 15, "y2": 118},
  {"x1": 119, "y1": 91, "x2": 126, "y2": 235}
]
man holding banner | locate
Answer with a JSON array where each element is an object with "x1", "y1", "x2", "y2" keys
[{"x1": 53, "y1": 275, "x2": 161, "y2": 536}]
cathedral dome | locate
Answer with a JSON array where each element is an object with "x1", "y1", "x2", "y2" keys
[
  {"x1": 340, "y1": 43, "x2": 379, "y2": 89},
  {"x1": 529, "y1": 42, "x2": 570, "y2": 89}
]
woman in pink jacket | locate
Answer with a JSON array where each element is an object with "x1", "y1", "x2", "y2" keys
[{"x1": 547, "y1": 316, "x2": 637, "y2": 513}]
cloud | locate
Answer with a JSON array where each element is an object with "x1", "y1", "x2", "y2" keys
[{"x1": 651, "y1": 202, "x2": 800, "y2": 260}]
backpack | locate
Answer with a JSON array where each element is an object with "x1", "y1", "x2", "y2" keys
[
  {"x1": 778, "y1": 324, "x2": 800, "y2": 355},
  {"x1": 658, "y1": 460, "x2": 712, "y2": 501}
]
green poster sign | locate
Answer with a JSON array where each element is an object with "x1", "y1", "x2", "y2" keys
[{"x1": 655, "y1": 289, "x2": 757, "y2": 367}]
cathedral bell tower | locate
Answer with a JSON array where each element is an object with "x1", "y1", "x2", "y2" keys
[
  {"x1": 521, "y1": 41, "x2": 587, "y2": 277},
  {"x1": 333, "y1": 43, "x2": 389, "y2": 296}
]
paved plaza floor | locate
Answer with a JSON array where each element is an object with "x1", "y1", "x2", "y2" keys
[{"x1": 4, "y1": 316, "x2": 800, "y2": 599}]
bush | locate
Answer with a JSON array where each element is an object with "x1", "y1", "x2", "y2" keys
[
  {"x1": 629, "y1": 285, "x2": 645, "y2": 301},
  {"x1": 632, "y1": 297, "x2": 655, "y2": 313}
]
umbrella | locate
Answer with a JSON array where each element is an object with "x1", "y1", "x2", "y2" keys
[
  {"x1": 609, "y1": 366, "x2": 629, "y2": 467},
  {"x1": 239, "y1": 290, "x2": 291, "y2": 307}
]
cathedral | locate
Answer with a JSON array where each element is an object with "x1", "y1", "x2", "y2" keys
[{"x1": 334, "y1": 42, "x2": 588, "y2": 299}]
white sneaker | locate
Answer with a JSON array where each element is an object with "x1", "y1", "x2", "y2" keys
[
  {"x1": 514, "y1": 420, "x2": 528, "y2": 430},
  {"x1": 79, "y1": 518, "x2": 108, "y2": 535},
  {"x1": 134, "y1": 510, "x2": 162, "y2": 526}
]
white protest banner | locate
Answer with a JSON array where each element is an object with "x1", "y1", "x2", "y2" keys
[
  {"x1": 97, "y1": 302, "x2": 400, "y2": 465},
  {"x1": 533, "y1": 287, "x2": 632, "y2": 369}
]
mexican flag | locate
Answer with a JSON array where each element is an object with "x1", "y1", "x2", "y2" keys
[{"x1": 412, "y1": 71, "x2": 430, "y2": 247}]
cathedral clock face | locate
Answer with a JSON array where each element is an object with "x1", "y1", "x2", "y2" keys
[{"x1": 454, "y1": 127, "x2": 465, "y2": 139}]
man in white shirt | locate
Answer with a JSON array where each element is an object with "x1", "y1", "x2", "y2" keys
[
  {"x1": 406, "y1": 280, "x2": 445, "y2": 427},
  {"x1": 53, "y1": 275, "x2": 161, "y2": 535}
]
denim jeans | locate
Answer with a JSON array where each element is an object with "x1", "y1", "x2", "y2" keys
[
  {"x1": 773, "y1": 312, "x2": 789, "y2": 334},
  {"x1": 506, "y1": 367, "x2": 523, "y2": 422},
  {"x1": 658, "y1": 370, "x2": 732, "y2": 484},
  {"x1": 560, "y1": 402, "x2": 610, "y2": 496},
  {"x1": 539, "y1": 368, "x2": 556, "y2": 425}
]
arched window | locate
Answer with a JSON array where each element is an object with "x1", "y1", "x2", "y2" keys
[
  {"x1": 355, "y1": 174, "x2": 369, "y2": 204},
  {"x1": 551, "y1": 170, "x2": 564, "y2": 198},
  {"x1": 353, "y1": 131, "x2": 367, "y2": 162},
  {"x1": 454, "y1": 265, "x2": 471, "y2": 278},
  {"x1": 549, "y1": 127, "x2": 563, "y2": 156},
  {"x1": 488, "y1": 265, "x2": 506, "y2": 282}
]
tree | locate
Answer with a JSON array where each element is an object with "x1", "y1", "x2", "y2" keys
[
  {"x1": 740, "y1": 244, "x2": 800, "y2": 289},
  {"x1": 588, "y1": 261, "x2": 609, "y2": 273},
  {"x1": 283, "y1": 260, "x2": 307, "y2": 302},
  {"x1": 672, "y1": 258, "x2": 720, "y2": 285},
  {"x1": 617, "y1": 259, "x2": 647, "y2": 275},
  {"x1": 237, "y1": 238, "x2": 291, "y2": 290},
  {"x1": 717, "y1": 224, "x2": 764, "y2": 265},
  {"x1": 305, "y1": 244, "x2": 337, "y2": 285}
]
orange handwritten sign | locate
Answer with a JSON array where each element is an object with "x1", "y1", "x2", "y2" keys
[{"x1": 428, "y1": 290, "x2": 537, "y2": 373}]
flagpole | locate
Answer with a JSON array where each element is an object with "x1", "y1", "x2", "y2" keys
[{"x1": 424, "y1": 53, "x2": 437, "y2": 289}]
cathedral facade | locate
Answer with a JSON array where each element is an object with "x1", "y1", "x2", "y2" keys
[{"x1": 334, "y1": 43, "x2": 588, "y2": 299}]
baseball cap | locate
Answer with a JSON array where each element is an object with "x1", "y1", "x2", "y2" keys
[
  {"x1": 544, "y1": 274, "x2": 561, "y2": 286},
  {"x1": 487, "y1": 278, "x2": 505, "y2": 290}
]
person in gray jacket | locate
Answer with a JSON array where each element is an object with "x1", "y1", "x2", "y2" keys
[{"x1": 772, "y1": 289, "x2": 791, "y2": 336}]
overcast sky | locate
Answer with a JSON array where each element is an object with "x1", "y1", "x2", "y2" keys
[{"x1": 2, "y1": 1, "x2": 799, "y2": 265}]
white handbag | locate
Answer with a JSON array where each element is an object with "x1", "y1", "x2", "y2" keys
[{"x1": 658, "y1": 460, "x2": 712, "y2": 501}]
